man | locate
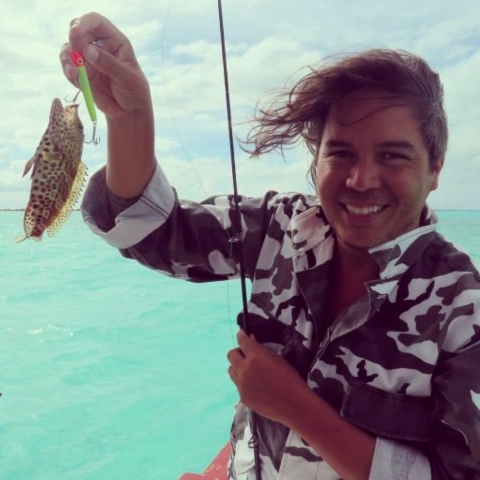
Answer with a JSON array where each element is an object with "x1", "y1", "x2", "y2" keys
[{"x1": 62, "y1": 13, "x2": 480, "y2": 479}]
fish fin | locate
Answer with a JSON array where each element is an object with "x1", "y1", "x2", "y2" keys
[
  {"x1": 22, "y1": 156, "x2": 37, "y2": 178},
  {"x1": 42, "y1": 151, "x2": 62, "y2": 162},
  {"x1": 47, "y1": 161, "x2": 88, "y2": 237},
  {"x1": 22, "y1": 149, "x2": 59, "y2": 179}
]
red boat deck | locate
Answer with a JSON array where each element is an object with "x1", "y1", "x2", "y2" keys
[{"x1": 179, "y1": 443, "x2": 231, "y2": 479}]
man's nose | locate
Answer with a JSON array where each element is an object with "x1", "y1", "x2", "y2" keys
[{"x1": 345, "y1": 157, "x2": 381, "y2": 191}]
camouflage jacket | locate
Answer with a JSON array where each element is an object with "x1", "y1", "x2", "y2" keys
[{"x1": 82, "y1": 164, "x2": 480, "y2": 480}]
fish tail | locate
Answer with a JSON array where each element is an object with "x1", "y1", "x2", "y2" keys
[
  {"x1": 14, "y1": 235, "x2": 27, "y2": 244},
  {"x1": 14, "y1": 233, "x2": 42, "y2": 243}
]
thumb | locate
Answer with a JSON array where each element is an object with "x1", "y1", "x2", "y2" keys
[
  {"x1": 83, "y1": 44, "x2": 100, "y2": 64},
  {"x1": 82, "y1": 44, "x2": 141, "y2": 85},
  {"x1": 237, "y1": 330, "x2": 258, "y2": 353}
]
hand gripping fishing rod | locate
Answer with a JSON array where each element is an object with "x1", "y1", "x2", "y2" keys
[{"x1": 217, "y1": 1, "x2": 262, "y2": 479}]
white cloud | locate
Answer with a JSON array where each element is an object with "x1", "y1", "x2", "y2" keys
[{"x1": 1, "y1": 0, "x2": 479, "y2": 211}]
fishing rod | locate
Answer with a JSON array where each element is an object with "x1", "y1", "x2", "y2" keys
[{"x1": 216, "y1": 1, "x2": 262, "y2": 479}]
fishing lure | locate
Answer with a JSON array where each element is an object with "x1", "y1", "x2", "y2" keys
[{"x1": 70, "y1": 50, "x2": 99, "y2": 145}]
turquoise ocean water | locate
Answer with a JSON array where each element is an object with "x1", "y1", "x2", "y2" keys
[{"x1": 1, "y1": 210, "x2": 479, "y2": 479}]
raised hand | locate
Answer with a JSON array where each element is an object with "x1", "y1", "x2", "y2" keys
[{"x1": 60, "y1": 12, "x2": 152, "y2": 120}]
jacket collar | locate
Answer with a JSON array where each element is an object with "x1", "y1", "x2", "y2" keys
[
  {"x1": 368, "y1": 206, "x2": 438, "y2": 279},
  {"x1": 290, "y1": 204, "x2": 438, "y2": 279}
]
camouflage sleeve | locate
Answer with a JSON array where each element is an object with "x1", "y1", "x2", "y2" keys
[
  {"x1": 369, "y1": 437, "x2": 431, "y2": 479},
  {"x1": 429, "y1": 333, "x2": 480, "y2": 479},
  {"x1": 106, "y1": 189, "x2": 140, "y2": 217},
  {"x1": 118, "y1": 186, "x2": 288, "y2": 283},
  {"x1": 370, "y1": 275, "x2": 480, "y2": 479},
  {"x1": 81, "y1": 161, "x2": 291, "y2": 282},
  {"x1": 81, "y1": 163, "x2": 176, "y2": 249},
  {"x1": 370, "y1": 338, "x2": 480, "y2": 479}
]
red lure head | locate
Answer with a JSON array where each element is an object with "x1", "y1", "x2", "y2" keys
[{"x1": 70, "y1": 50, "x2": 85, "y2": 67}]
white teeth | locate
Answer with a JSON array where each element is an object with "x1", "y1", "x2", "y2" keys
[{"x1": 345, "y1": 204, "x2": 383, "y2": 215}]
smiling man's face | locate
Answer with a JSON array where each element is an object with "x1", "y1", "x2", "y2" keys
[{"x1": 316, "y1": 91, "x2": 443, "y2": 252}]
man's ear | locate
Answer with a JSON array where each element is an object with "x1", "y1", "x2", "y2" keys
[{"x1": 430, "y1": 157, "x2": 444, "y2": 191}]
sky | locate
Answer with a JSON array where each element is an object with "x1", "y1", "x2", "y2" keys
[{"x1": 0, "y1": 0, "x2": 479, "y2": 210}]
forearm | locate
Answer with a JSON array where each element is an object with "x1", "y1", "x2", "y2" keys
[
  {"x1": 106, "y1": 106, "x2": 156, "y2": 199},
  {"x1": 282, "y1": 386, "x2": 375, "y2": 480}
]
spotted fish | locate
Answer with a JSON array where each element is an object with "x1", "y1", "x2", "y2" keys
[{"x1": 15, "y1": 98, "x2": 87, "y2": 243}]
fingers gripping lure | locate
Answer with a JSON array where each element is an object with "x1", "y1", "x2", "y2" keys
[{"x1": 69, "y1": 50, "x2": 100, "y2": 145}]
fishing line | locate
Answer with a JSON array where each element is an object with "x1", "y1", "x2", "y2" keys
[
  {"x1": 226, "y1": 240, "x2": 240, "y2": 346},
  {"x1": 217, "y1": 1, "x2": 262, "y2": 478},
  {"x1": 216, "y1": 1, "x2": 250, "y2": 333},
  {"x1": 160, "y1": 0, "x2": 241, "y2": 349},
  {"x1": 161, "y1": 3, "x2": 261, "y2": 475},
  {"x1": 0, "y1": 64, "x2": 58, "y2": 76},
  {"x1": 160, "y1": 0, "x2": 208, "y2": 197}
]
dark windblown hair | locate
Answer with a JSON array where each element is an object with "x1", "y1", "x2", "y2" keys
[{"x1": 241, "y1": 49, "x2": 448, "y2": 185}]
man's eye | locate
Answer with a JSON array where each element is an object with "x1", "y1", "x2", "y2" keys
[
  {"x1": 382, "y1": 152, "x2": 409, "y2": 160},
  {"x1": 330, "y1": 150, "x2": 353, "y2": 158}
]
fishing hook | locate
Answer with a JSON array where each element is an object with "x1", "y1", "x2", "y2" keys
[
  {"x1": 64, "y1": 90, "x2": 81, "y2": 103},
  {"x1": 64, "y1": 90, "x2": 100, "y2": 145},
  {"x1": 85, "y1": 122, "x2": 100, "y2": 145}
]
